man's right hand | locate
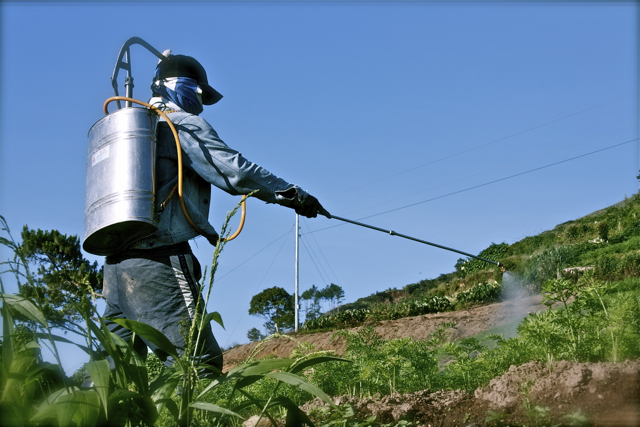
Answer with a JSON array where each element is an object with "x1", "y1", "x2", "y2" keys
[{"x1": 295, "y1": 195, "x2": 331, "y2": 219}]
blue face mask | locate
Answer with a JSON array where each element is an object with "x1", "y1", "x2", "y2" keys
[{"x1": 151, "y1": 77, "x2": 204, "y2": 115}]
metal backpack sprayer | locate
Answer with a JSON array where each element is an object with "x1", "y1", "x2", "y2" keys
[{"x1": 83, "y1": 37, "x2": 245, "y2": 256}]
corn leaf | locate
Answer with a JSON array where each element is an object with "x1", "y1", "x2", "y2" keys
[
  {"x1": 3, "y1": 357, "x2": 36, "y2": 405},
  {"x1": 62, "y1": 390, "x2": 100, "y2": 427},
  {"x1": 32, "y1": 390, "x2": 101, "y2": 427},
  {"x1": 197, "y1": 359, "x2": 294, "y2": 398},
  {"x1": 0, "y1": 294, "x2": 47, "y2": 327},
  {"x1": 227, "y1": 358, "x2": 294, "y2": 379},
  {"x1": 204, "y1": 311, "x2": 225, "y2": 329},
  {"x1": 266, "y1": 371, "x2": 335, "y2": 407},
  {"x1": 234, "y1": 375, "x2": 262, "y2": 389},
  {"x1": 35, "y1": 332, "x2": 91, "y2": 354},
  {"x1": 268, "y1": 396, "x2": 315, "y2": 427},
  {"x1": 189, "y1": 401, "x2": 244, "y2": 419},
  {"x1": 154, "y1": 398, "x2": 180, "y2": 423},
  {"x1": 55, "y1": 393, "x2": 79, "y2": 427},
  {"x1": 109, "y1": 389, "x2": 141, "y2": 402},
  {"x1": 289, "y1": 356, "x2": 351, "y2": 374},
  {"x1": 108, "y1": 318, "x2": 178, "y2": 359},
  {"x1": 2, "y1": 298, "x2": 15, "y2": 371},
  {"x1": 86, "y1": 360, "x2": 110, "y2": 418}
]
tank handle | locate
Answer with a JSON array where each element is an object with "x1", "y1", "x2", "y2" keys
[{"x1": 103, "y1": 96, "x2": 247, "y2": 244}]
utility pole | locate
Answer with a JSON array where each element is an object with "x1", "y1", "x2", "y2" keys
[{"x1": 294, "y1": 213, "x2": 300, "y2": 332}]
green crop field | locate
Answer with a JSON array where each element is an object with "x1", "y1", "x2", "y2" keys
[{"x1": 1, "y1": 194, "x2": 638, "y2": 426}]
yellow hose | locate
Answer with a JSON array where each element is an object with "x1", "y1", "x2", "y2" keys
[{"x1": 103, "y1": 97, "x2": 247, "y2": 243}]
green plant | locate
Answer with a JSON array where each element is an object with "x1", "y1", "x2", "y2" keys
[
  {"x1": 485, "y1": 409, "x2": 509, "y2": 426},
  {"x1": 454, "y1": 281, "x2": 501, "y2": 306},
  {"x1": 522, "y1": 246, "x2": 577, "y2": 289},
  {"x1": 518, "y1": 380, "x2": 551, "y2": 427},
  {"x1": 1, "y1": 203, "x2": 347, "y2": 427},
  {"x1": 16, "y1": 226, "x2": 103, "y2": 336},
  {"x1": 596, "y1": 221, "x2": 610, "y2": 241},
  {"x1": 456, "y1": 243, "x2": 509, "y2": 277},
  {"x1": 563, "y1": 409, "x2": 589, "y2": 426}
]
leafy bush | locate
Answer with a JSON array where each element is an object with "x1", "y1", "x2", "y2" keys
[
  {"x1": 306, "y1": 327, "x2": 439, "y2": 397},
  {"x1": 455, "y1": 243, "x2": 509, "y2": 277},
  {"x1": 454, "y1": 281, "x2": 501, "y2": 305},
  {"x1": 521, "y1": 246, "x2": 577, "y2": 289},
  {"x1": 596, "y1": 221, "x2": 610, "y2": 241},
  {"x1": 303, "y1": 281, "x2": 501, "y2": 332}
]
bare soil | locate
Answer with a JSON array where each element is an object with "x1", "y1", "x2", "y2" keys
[
  {"x1": 300, "y1": 359, "x2": 639, "y2": 426},
  {"x1": 223, "y1": 294, "x2": 547, "y2": 368},
  {"x1": 226, "y1": 296, "x2": 640, "y2": 426}
]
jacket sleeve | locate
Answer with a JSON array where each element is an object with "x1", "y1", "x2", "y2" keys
[{"x1": 173, "y1": 114, "x2": 308, "y2": 205}]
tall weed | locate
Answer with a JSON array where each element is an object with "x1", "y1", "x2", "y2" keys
[{"x1": 1, "y1": 205, "x2": 345, "y2": 427}]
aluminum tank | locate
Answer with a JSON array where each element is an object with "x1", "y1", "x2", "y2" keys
[{"x1": 83, "y1": 107, "x2": 159, "y2": 256}]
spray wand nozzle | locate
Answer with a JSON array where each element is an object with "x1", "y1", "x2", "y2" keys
[{"x1": 330, "y1": 215, "x2": 506, "y2": 273}]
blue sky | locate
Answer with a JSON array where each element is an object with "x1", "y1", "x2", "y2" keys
[{"x1": 1, "y1": 2, "x2": 638, "y2": 374}]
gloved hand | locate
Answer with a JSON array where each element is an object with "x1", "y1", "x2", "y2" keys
[
  {"x1": 206, "y1": 233, "x2": 219, "y2": 246},
  {"x1": 295, "y1": 195, "x2": 331, "y2": 219}
]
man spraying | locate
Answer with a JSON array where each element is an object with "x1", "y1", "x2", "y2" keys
[{"x1": 100, "y1": 52, "x2": 329, "y2": 374}]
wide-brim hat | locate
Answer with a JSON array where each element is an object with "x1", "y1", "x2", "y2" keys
[{"x1": 155, "y1": 54, "x2": 223, "y2": 105}]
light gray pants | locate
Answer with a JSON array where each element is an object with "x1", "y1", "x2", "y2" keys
[{"x1": 102, "y1": 242, "x2": 223, "y2": 374}]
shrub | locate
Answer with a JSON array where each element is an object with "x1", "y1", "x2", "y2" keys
[
  {"x1": 456, "y1": 243, "x2": 509, "y2": 277},
  {"x1": 596, "y1": 221, "x2": 610, "y2": 241},
  {"x1": 455, "y1": 281, "x2": 501, "y2": 305}
]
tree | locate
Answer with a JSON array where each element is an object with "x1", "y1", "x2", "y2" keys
[
  {"x1": 247, "y1": 327, "x2": 265, "y2": 342},
  {"x1": 301, "y1": 285, "x2": 322, "y2": 321},
  {"x1": 248, "y1": 286, "x2": 294, "y2": 334},
  {"x1": 317, "y1": 283, "x2": 345, "y2": 312},
  {"x1": 326, "y1": 283, "x2": 345, "y2": 311},
  {"x1": 13, "y1": 225, "x2": 103, "y2": 336}
]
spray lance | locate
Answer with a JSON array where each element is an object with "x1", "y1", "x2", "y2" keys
[{"x1": 325, "y1": 214, "x2": 506, "y2": 273}]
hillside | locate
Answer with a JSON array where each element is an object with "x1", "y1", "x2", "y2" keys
[
  {"x1": 246, "y1": 192, "x2": 639, "y2": 338},
  {"x1": 224, "y1": 293, "x2": 547, "y2": 368},
  {"x1": 224, "y1": 194, "x2": 639, "y2": 426}
]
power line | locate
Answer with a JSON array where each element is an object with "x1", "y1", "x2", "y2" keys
[
  {"x1": 300, "y1": 237, "x2": 329, "y2": 286},
  {"x1": 325, "y1": 93, "x2": 635, "y2": 199},
  {"x1": 307, "y1": 138, "x2": 638, "y2": 234},
  {"x1": 214, "y1": 226, "x2": 294, "y2": 283},
  {"x1": 340, "y1": 124, "x2": 634, "y2": 217},
  {"x1": 299, "y1": 233, "x2": 331, "y2": 285},
  {"x1": 223, "y1": 225, "x2": 294, "y2": 347},
  {"x1": 302, "y1": 218, "x2": 341, "y2": 285}
]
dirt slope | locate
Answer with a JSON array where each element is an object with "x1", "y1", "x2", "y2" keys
[
  {"x1": 229, "y1": 296, "x2": 639, "y2": 426},
  {"x1": 223, "y1": 294, "x2": 545, "y2": 369},
  {"x1": 300, "y1": 359, "x2": 640, "y2": 427}
]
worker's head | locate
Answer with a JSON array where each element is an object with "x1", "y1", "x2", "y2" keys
[{"x1": 151, "y1": 54, "x2": 222, "y2": 114}]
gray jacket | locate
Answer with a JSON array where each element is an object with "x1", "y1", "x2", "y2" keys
[{"x1": 132, "y1": 109, "x2": 308, "y2": 249}]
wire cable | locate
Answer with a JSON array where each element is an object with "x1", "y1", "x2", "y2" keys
[
  {"x1": 338, "y1": 124, "x2": 634, "y2": 217},
  {"x1": 325, "y1": 93, "x2": 636, "y2": 199},
  {"x1": 300, "y1": 237, "x2": 330, "y2": 286},
  {"x1": 215, "y1": 226, "x2": 293, "y2": 283},
  {"x1": 223, "y1": 225, "x2": 295, "y2": 347},
  {"x1": 301, "y1": 218, "x2": 342, "y2": 285},
  {"x1": 308, "y1": 137, "x2": 638, "y2": 234},
  {"x1": 299, "y1": 222, "x2": 334, "y2": 284}
]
